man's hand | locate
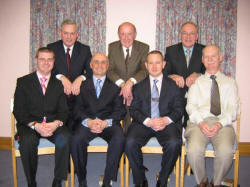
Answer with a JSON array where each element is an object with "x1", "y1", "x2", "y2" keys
[
  {"x1": 185, "y1": 73, "x2": 200, "y2": 87},
  {"x1": 60, "y1": 76, "x2": 72, "y2": 95},
  {"x1": 169, "y1": 74, "x2": 185, "y2": 88},
  {"x1": 198, "y1": 122, "x2": 222, "y2": 137},
  {"x1": 87, "y1": 119, "x2": 106, "y2": 134},
  {"x1": 72, "y1": 76, "x2": 84, "y2": 95},
  {"x1": 34, "y1": 122, "x2": 53, "y2": 137},
  {"x1": 146, "y1": 117, "x2": 169, "y2": 131},
  {"x1": 207, "y1": 122, "x2": 222, "y2": 138},
  {"x1": 120, "y1": 80, "x2": 134, "y2": 105}
]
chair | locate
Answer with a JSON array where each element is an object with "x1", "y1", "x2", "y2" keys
[
  {"x1": 10, "y1": 99, "x2": 69, "y2": 187},
  {"x1": 125, "y1": 137, "x2": 180, "y2": 187},
  {"x1": 70, "y1": 134, "x2": 125, "y2": 187},
  {"x1": 180, "y1": 113, "x2": 241, "y2": 187}
]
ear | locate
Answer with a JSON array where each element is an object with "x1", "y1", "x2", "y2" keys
[{"x1": 162, "y1": 61, "x2": 166, "y2": 68}]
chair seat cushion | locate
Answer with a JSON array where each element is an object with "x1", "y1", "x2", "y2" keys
[
  {"x1": 145, "y1": 137, "x2": 161, "y2": 147},
  {"x1": 89, "y1": 137, "x2": 107, "y2": 146}
]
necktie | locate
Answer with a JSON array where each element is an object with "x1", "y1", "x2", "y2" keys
[
  {"x1": 66, "y1": 48, "x2": 71, "y2": 76},
  {"x1": 210, "y1": 75, "x2": 221, "y2": 116},
  {"x1": 185, "y1": 49, "x2": 191, "y2": 67},
  {"x1": 125, "y1": 48, "x2": 129, "y2": 71},
  {"x1": 151, "y1": 79, "x2": 160, "y2": 118},
  {"x1": 96, "y1": 79, "x2": 102, "y2": 98},
  {"x1": 40, "y1": 76, "x2": 47, "y2": 95}
]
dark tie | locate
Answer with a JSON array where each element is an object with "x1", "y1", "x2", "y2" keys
[
  {"x1": 125, "y1": 48, "x2": 129, "y2": 71},
  {"x1": 210, "y1": 75, "x2": 221, "y2": 116},
  {"x1": 151, "y1": 79, "x2": 160, "y2": 118},
  {"x1": 185, "y1": 49, "x2": 191, "y2": 67},
  {"x1": 66, "y1": 48, "x2": 71, "y2": 76}
]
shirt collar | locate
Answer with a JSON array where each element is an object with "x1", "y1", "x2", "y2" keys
[
  {"x1": 93, "y1": 75, "x2": 106, "y2": 86},
  {"x1": 183, "y1": 45, "x2": 194, "y2": 55},
  {"x1": 205, "y1": 71, "x2": 222, "y2": 79},
  {"x1": 149, "y1": 73, "x2": 163, "y2": 82},
  {"x1": 122, "y1": 45, "x2": 133, "y2": 57},
  {"x1": 63, "y1": 44, "x2": 74, "y2": 55},
  {"x1": 36, "y1": 71, "x2": 50, "y2": 81}
]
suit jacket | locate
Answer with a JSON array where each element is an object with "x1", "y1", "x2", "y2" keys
[
  {"x1": 163, "y1": 43, "x2": 205, "y2": 79},
  {"x1": 47, "y1": 40, "x2": 92, "y2": 82},
  {"x1": 107, "y1": 40, "x2": 149, "y2": 83},
  {"x1": 73, "y1": 77, "x2": 126, "y2": 126},
  {"x1": 13, "y1": 72, "x2": 68, "y2": 128},
  {"x1": 129, "y1": 75, "x2": 184, "y2": 131}
]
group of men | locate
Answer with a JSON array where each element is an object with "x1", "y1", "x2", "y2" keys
[{"x1": 13, "y1": 19, "x2": 239, "y2": 187}]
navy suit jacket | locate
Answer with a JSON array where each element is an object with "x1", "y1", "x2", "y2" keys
[{"x1": 129, "y1": 75, "x2": 184, "y2": 131}]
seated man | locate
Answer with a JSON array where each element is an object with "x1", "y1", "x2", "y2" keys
[
  {"x1": 125, "y1": 50, "x2": 184, "y2": 187},
  {"x1": 185, "y1": 45, "x2": 239, "y2": 187},
  {"x1": 71, "y1": 53, "x2": 126, "y2": 187},
  {"x1": 13, "y1": 47, "x2": 71, "y2": 187}
]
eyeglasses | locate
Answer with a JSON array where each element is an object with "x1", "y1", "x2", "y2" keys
[
  {"x1": 181, "y1": 32, "x2": 197, "y2": 37},
  {"x1": 38, "y1": 58, "x2": 54, "y2": 63}
]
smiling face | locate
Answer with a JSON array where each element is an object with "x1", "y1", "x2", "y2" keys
[
  {"x1": 118, "y1": 22, "x2": 137, "y2": 48},
  {"x1": 145, "y1": 52, "x2": 166, "y2": 77},
  {"x1": 60, "y1": 24, "x2": 78, "y2": 47},
  {"x1": 90, "y1": 53, "x2": 109, "y2": 78},
  {"x1": 36, "y1": 51, "x2": 54, "y2": 76},
  {"x1": 181, "y1": 23, "x2": 198, "y2": 49},
  {"x1": 202, "y1": 45, "x2": 223, "y2": 75}
]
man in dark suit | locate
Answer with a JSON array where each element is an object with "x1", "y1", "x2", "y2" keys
[
  {"x1": 13, "y1": 47, "x2": 71, "y2": 187},
  {"x1": 125, "y1": 51, "x2": 184, "y2": 187},
  {"x1": 71, "y1": 53, "x2": 126, "y2": 187},
  {"x1": 163, "y1": 21, "x2": 205, "y2": 127},
  {"x1": 107, "y1": 22, "x2": 149, "y2": 133},
  {"x1": 47, "y1": 19, "x2": 92, "y2": 131}
]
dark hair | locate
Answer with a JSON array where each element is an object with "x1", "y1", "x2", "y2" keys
[
  {"x1": 35, "y1": 47, "x2": 55, "y2": 58},
  {"x1": 146, "y1": 50, "x2": 163, "y2": 61}
]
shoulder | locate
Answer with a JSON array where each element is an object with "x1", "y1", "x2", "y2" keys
[
  {"x1": 47, "y1": 40, "x2": 62, "y2": 48},
  {"x1": 74, "y1": 41, "x2": 91, "y2": 50},
  {"x1": 219, "y1": 73, "x2": 237, "y2": 85},
  {"x1": 133, "y1": 40, "x2": 149, "y2": 49},
  {"x1": 108, "y1": 41, "x2": 120, "y2": 48},
  {"x1": 163, "y1": 75, "x2": 179, "y2": 88},
  {"x1": 133, "y1": 76, "x2": 148, "y2": 91},
  {"x1": 17, "y1": 72, "x2": 35, "y2": 83},
  {"x1": 165, "y1": 43, "x2": 181, "y2": 51},
  {"x1": 194, "y1": 43, "x2": 205, "y2": 50}
]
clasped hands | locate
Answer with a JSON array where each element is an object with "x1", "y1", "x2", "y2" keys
[
  {"x1": 146, "y1": 117, "x2": 170, "y2": 131},
  {"x1": 198, "y1": 122, "x2": 222, "y2": 138},
  {"x1": 169, "y1": 72, "x2": 200, "y2": 88},
  {"x1": 61, "y1": 75, "x2": 83, "y2": 96},
  {"x1": 120, "y1": 80, "x2": 134, "y2": 106},
  {"x1": 87, "y1": 119, "x2": 109, "y2": 134},
  {"x1": 34, "y1": 120, "x2": 61, "y2": 137}
]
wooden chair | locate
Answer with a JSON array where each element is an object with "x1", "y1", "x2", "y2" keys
[
  {"x1": 125, "y1": 137, "x2": 180, "y2": 187},
  {"x1": 10, "y1": 99, "x2": 69, "y2": 187},
  {"x1": 180, "y1": 113, "x2": 241, "y2": 187},
  {"x1": 70, "y1": 134, "x2": 125, "y2": 187}
]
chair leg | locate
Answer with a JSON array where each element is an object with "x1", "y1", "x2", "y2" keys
[
  {"x1": 70, "y1": 155, "x2": 75, "y2": 187},
  {"x1": 125, "y1": 155, "x2": 130, "y2": 187},
  {"x1": 120, "y1": 154, "x2": 124, "y2": 187},
  {"x1": 234, "y1": 150, "x2": 239, "y2": 187},
  {"x1": 180, "y1": 146, "x2": 185, "y2": 187},
  {"x1": 175, "y1": 156, "x2": 180, "y2": 187},
  {"x1": 65, "y1": 174, "x2": 69, "y2": 187},
  {"x1": 12, "y1": 149, "x2": 18, "y2": 187}
]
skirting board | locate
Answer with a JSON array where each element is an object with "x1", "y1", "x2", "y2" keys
[{"x1": 1, "y1": 137, "x2": 250, "y2": 156}]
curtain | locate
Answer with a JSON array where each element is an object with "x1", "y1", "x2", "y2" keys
[
  {"x1": 30, "y1": 0, "x2": 106, "y2": 71},
  {"x1": 156, "y1": 0, "x2": 237, "y2": 77}
]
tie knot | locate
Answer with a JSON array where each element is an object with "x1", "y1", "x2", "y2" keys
[
  {"x1": 210, "y1": 75, "x2": 216, "y2": 80},
  {"x1": 40, "y1": 76, "x2": 47, "y2": 83},
  {"x1": 97, "y1": 79, "x2": 102, "y2": 84},
  {"x1": 186, "y1": 49, "x2": 190, "y2": 55},
  {"x1": 67, "y1": 48, "x2": 70, "y2": 53},
  {"x1": 126, "y1": 48, "x2": 129, "y2": 53},
  {"x1": 153, "y1": 79, "x2": 158, "y2": 84}
]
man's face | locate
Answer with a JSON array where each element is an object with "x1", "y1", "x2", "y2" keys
[
  {"x1": 145, "y1": 53, "x2": 166, "y2": 77},
  {"x1": 60, "y1": 24, "x2": 78, "y2": 47},
  {"x1": 118, "y1": 23, "x2": 136, "y2": 48},
  {"x1": 36, "y1": 52, "x2": 54, "y2": 76},
  {"x1": 181, "y1": 23, "x2": 198, "y2": 49},
  {"x1": 90, "y1": 53, "x2": 109, "y2": 78},
  {"x1": 202, "y1": 46, "x2": 222, "y2": 74}
]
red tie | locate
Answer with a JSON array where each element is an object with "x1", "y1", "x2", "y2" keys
[
  {"x1": 40, "y1": 76, "x2": 47, "y2": 95},
  {"x1": 66, "y1": 48, "x2": 71, "y2": 77}
]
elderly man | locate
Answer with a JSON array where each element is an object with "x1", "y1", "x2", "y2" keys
[
  {"x1": 13, "y1": 47, "x2": 71, "y2": 187},
  {"x1": 163, "y1": 21, "x2": 205, "y2": 127},
  {"x1": 107, "y1": 22, "x2": 149, "y2": 133},
  {"x1": 185, "y1": 45, "x2": 239, "y2": 187},
  {"x1": 125, "y1": 50, "x2": 184, "y2": 187},
  {"x1": 71, "y1": 53, "x2": 126, "y2": 187},
  {"x1": 47, "y1": 19, "x2": 92, "y2": 131}
]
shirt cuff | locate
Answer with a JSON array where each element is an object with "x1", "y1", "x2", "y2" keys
[
  {"x1": 115, "y1": 79, "x2": 125, "y2": 87},
  {"x1": 80, "y1": 75, "x2": 86, "y2": 81},
  {"x1": 56, "y1": 74, "x2": 63, "y2": 80},
  {"x1": 164, "y1": 116, "x2": 173, "y2": 125},
  {"x1": 143, "y1": 117, "x2": 151, "y2": 126},
  {"x1": 129, "y1": 77, "x2": 137, "y2": 85},
  {"x1": 82, "y1": 118, "x2": 91, "y2": 127},
  {"x1": 105, "y1": 119, "x2": 113, "y2": 127}
]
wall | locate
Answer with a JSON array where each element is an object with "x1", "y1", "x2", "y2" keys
[{"x1": 0, "y1": 0, "x2": 249, "y2": 142}]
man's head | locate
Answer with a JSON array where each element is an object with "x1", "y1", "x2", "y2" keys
[
  {"x1": 35, "y1": 47, "x2": 55, "y2": 76},
  {"x1": 60, "y1": 19, "x2": 79, "y2": 48},
  {"x1": 202, "y1": 45, "x2": 223, "y2": 75},
  {"x1": 145, "y1": 50, "x2": 166, "y2": 77},
  {"x1": 90, "y1": 53, "x2": 109, "y2": 78},
  {"x1": 118, "y1": 22, "x2": 137, "y2": 48},
  {"x1": 181, "y1": 21, "x2": 198, "y2": 49}
]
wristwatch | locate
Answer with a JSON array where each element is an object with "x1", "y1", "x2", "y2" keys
[{"x1": 28, "y1": 122, "x2": 37, "y2": 130}]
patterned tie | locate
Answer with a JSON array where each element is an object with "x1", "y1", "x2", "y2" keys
[
  {"x1": 66, "y1": 48, "x2": 71, "y2": 77},
  {"x1": 151, "y1": 79, "x2": 160, "y2": 118},
  {"x1": 96, "y1": 79, "x2": 102, "y2": 98},
  {"x1": 185, "y1": 49, "x2": 191, "y2": 67},
  {"x1": 210, "y1": 75, "x2": 221, "y2": 116},
  {"x1": 125, "y1": 48, "x2": 129, "y2": 71},
  {"x1": 40, "y1": 76, "x2": 47, "y2": 95}
]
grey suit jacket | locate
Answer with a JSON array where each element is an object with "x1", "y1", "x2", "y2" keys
[{"x1": 107, "y1": 40, "x2": 149, "y2": 84}]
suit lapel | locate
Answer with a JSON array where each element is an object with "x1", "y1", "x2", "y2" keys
[
  {"x1": 71, "y1": 42, "x2": 80, "y2": 65},
  {"x1": 117, "y1": 42, "x2": 126, "y2": 69},
  {"x1": 188, "y1": 43, "x2": 199, "y2": 71},
  {"x1": 31, "y1": 72, "x2": 44, "y2": 96},
  {"x1": 143, "y1": 77, "x2": 151, "y2": 116},
  {"x1": 178, "y1": 44, "x2": 188, "y2": 72},
  {"x1": 58, "y1": 41, "x2": 68, "y2": 70}
]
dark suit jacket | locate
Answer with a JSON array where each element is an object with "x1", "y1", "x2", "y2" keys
[
  {"x1": 129, "y1": 75, "x2": 184, "y2": 131},
  {"x1": 73, "y1": 77, "x2": 126, "y2": 126},
  {"x1": 107, "y1": 40, "x2": 149, "y2": 83},
  {"x1": 13, "y1": 72, "x2": 68, "y2": 128},
  {"x1": 163, "y1": 43, "x2": 205, "y2": 79},
  {"x1": 47, "y1": 40, "x2": 92, "y2": 82}
]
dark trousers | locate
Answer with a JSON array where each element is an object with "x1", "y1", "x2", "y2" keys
[
  {"x1": 125, "y1": 122, "x2": 182, "y2": 185},
  {"x1": 71, "y1": 124, "x2": 125, "y2": 185},
  {"x1": 17, "y1": 125, "x2": 71, "y2": 186}
]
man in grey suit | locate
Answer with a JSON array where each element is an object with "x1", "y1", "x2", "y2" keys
[{"x1": 107, "y1": 22, "x2": 149, "y2": 133}]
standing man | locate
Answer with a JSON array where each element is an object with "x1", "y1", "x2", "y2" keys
[
  {"x1": 185, "y1": 45, "x2": 239, "y2": 187},
  {"x1": 163, "y1": 21, "x2": 205, "y2": 127},
  {"x1": 71, "y1": 53, "x2": 126, "y2": 187},
  {"x1": 125, "y1": 51, "x2": 184, "y2": 187},
  {"x1": 47, "y1": 19, "x2": 92, "y2": 131},
  {"x1": 13, "y1": 47, "x2": 71, "y2": 187},
  {"x1": 107, "y1": 22, "x2": 149, "y2": 133}
]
